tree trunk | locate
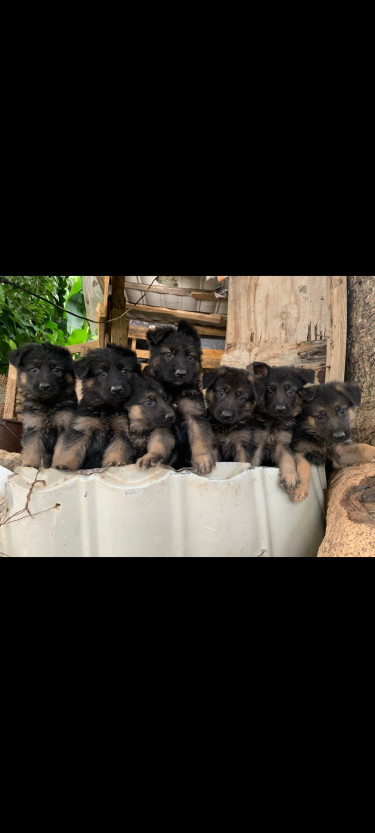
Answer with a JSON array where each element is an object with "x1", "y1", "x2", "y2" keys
[
  {"x1": 346, "y1": 276, "x2": 375, "y2": 444},
  {"x1": 318, "y1": 276, "x2": 375, "y2": 557}
]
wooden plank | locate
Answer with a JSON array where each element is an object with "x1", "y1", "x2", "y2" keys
[
  {"x1": 191, "y1": 291, "x2": 218, "y2": 302},
  {"x1": 127, "y1": 302, "x2": 226, "y2": 329},
  {"x1": 97, "y1": 302, "x2": 106, "y2": 348},
  {"x1": 325, "y1": 276, "x2": 347, "y2": 382},
  {"x1": 103, "y1": 276, "x2": 111, "y2": 312},
  {"x1": 129, "y1": 323, "x2": 226, "y2": 340},
  {"x1": 66, "y1": 342, "x2": 98, "y2": 356},
  {"x1": 125, "y1": 282, "x2": 193, "y2": 297},
  {"x1": 224, "y1": 276, "x2": 329, "y2": 369},
  {"x1": 125, "y1": 282, "x2": 225, "y2": 305},
  {"x1": 3, "y1": 365, "x2": 18, "y2": 419}
]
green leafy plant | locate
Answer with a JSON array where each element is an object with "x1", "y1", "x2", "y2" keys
[{"x1": 0, "y1": 276, "x2": 92, "y2": 374}]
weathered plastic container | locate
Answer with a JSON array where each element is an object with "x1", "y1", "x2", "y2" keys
[
  {"x1": 125, "y1": 276, "x2": 228, "y2": 314},
  {"x1": 0, "y1": 466, "x2": 12, "y2": 495},
  {"x1": 0, "y1": 464, "x2": 326, "y2": 558}
]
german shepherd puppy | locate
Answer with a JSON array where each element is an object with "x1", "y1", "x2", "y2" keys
[
  {"x1": 52, "y1": 345, "x2": 141, "y2": 470},
  {"x1": 204, "y1": 366, "x2": 261, "y2": 462},
  {"x1": 248, "y1": 363, "x2": 316, "y2": 492},
  {"x1": 146, "y1": 321, "x2": 216, "y2": 475},
  {"x1": 292, "y1": 382, "x2": 375, "y2": 502},
  {"x1": 9, "y1": 343, "x2": 77, "y2": 469},
  {"x1": 126, "y1": 377, "x2": 176, "y2": 468}
]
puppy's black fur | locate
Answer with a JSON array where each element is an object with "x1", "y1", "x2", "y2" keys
[
  {"x1": 146, "y1": 321, "x2": 216, "y2": 475},
  {"x1": 204, "y1": 366, "x2": 261, "y2": 462},
  {"x1": 291, "y1": 382, "x2": 375, "y2": 501},
  {"x1": 9, "y1": 343, "x2": 77, "y2": 468},
  {"x1": 248, "y1": 362, "x2": 315, "y2": 492},
  {"x1": 52, "y1": 345, "x2": 141, "y2": 470},
  {"x1": 126, "y1": 377, "x2": 176, "y2": 469}
]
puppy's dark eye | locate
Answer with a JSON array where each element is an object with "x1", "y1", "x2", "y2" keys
[
  {"x1": 100, "y1": 371, "x2": 108, "y2": 378},
  {"x1": 121, "y1": 369, "x2": 129, "y2": 375},
  {"x1": 266, "y1": 387, "x2": 274, "y2": 395},
  {"x1": 217, "y1": 390, "x2": 226, "y2": 399},
  {"x1": 52, "y1": 367, "x2": 61, "y2": 374},
  {"x1": 339, "y1": 408, "x2": 347, "y2": 416},
  {"x1": 30, "y1": 367, "x2": 39, "y2": 374},
  {"x1": 165, "y1": 352, "x2": 173, "y2": 359},
  {"x1": 187, "y1": 355, "x2": 195, "y2": 362},
  {"x1": 316, "y1": 413, "x2": 325, "y2": 420},
  {"x1": 145, "y1": 399, "x2": 155, "y2": 407},
  {"x1": 287, "y1": 388, "x2": 295, "y2": 396},
  {"x1": 238, "y1": 394, "x2": 246, "y2": 403}
]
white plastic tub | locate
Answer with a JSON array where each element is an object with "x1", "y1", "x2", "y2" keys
[
  {"x1": 0, "y1": 464, "x2": 326, "y2": 558},
  {"x1": 0, "y1": 466, "x2": 12, "y2": 496}
]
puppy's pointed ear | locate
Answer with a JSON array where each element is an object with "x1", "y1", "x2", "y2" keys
[
  {"x1": 203, "y1": 367, "x2": 226, "y2": 390},
  {"x1": 8, "y1": 344, "x2": 34, "y2": 368},
  {"x1": 74, "y1": 356, "x2": 93, "y2": 380},
  {"x1": 340, "y1": 383, "x2": 362, "y2": 407},
  {"x1": 177, "y1": 320, "x2": 200, "y2": 343},
  {"x1": 143, "y1": 364, "x2": 156, "y2": 380},
  {"x1": 252, "y1": 362, "x2": 272, "y2": 380},
  {"x1": 299, "y1": 385, "x2": 319, "y2": 403},
  {"x1": 147, "y1": 326, "x2": 174, "y2": 346},
  {"x1": 296, "y1": 368, "x2": 316, "y2": 386}
]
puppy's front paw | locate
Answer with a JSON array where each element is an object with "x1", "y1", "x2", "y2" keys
[
  {"x1": 137, "y1": 453, "x2": 162, "y2": 470},
  {"x1": 280, "y1": 473, "x2": 300, "y2": 494},
  {"x1": 291, "y1": 483, "x2": 310, "y2": 502},
  {"x1": 193, "y1": 454, "x2": 216, "y2": 476},
  {"x1": 22, "y1": 457, "x2": 42, "y2": 469}
]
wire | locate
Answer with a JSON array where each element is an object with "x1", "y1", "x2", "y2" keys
[{"x1": 0, "y1": 276, "x2": 161, "y2": 325}]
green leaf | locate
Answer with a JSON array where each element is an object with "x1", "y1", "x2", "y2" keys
[
  {"x1": 66, "y1": 328, "x2": 89, "y2": 346},
  {"x1": 67, "y1": 277, "x2": 82, "y2": 302}
]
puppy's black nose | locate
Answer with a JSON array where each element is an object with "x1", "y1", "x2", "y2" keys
[
  {"x1": 221, "y1": 411, "x2": 233, "y2": 420},
  {"x1": 175, "y1": 370, "x2": 187, "y2": 378},
  {"x1": 39, "y1": 383, "x2": 51, "y2": 391},
  {"x1": 333, "y1": 432, "x2": 346, "y2": 440},
  {"x1": 275, "y1": 405, "x2": 287, "y2": 413},
  {"x1": 111, "y1": 386, "x2": 124, "y2": 394}
]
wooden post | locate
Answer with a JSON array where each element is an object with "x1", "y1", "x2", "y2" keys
[
  {"x1": 325, "y1": 276, "x2": 347, "y2": 382},
  {"x1": 108, "y1": 276, "x2": 129, "y2": 347}
]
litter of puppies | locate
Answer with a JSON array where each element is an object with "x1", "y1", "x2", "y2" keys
[{"x1": 9, "y1": 322, "x2": 375, "y2": 502}]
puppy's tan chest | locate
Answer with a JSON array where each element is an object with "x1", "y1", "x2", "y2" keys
[{"x1": 24, "y1": 410, "x2": 74, "y2": 432}]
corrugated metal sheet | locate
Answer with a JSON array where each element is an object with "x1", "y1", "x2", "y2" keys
[{"x1": 0, "y1": 464, "x2": 326, "y2": 558}]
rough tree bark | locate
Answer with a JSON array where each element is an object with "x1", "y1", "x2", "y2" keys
[{"x1": 318, "y1": 276, "x2": 375, "y2": 557}]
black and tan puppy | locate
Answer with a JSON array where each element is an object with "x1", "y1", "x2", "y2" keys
[
  {"x1": 292, "y1": 382, "x2": 375, "y2": 502},
  {"x1": 9, "y1": 343, "x2": 77, "y2": 469},
  {"x1": 146, "y1": 321, "x2": 216, "y2": 475},
  {"x1": 248, "y1": 362, "x2": 315, "y2": 492},
  {"x1": 52, "y1": 345, "x2": 141, "y2": 470},
  {"x1": 126, "y1": 377, "x2": 176, "y2": 469},
  {"x1": 204, "y1": 366, "x2": 261, "y2": 462}
]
